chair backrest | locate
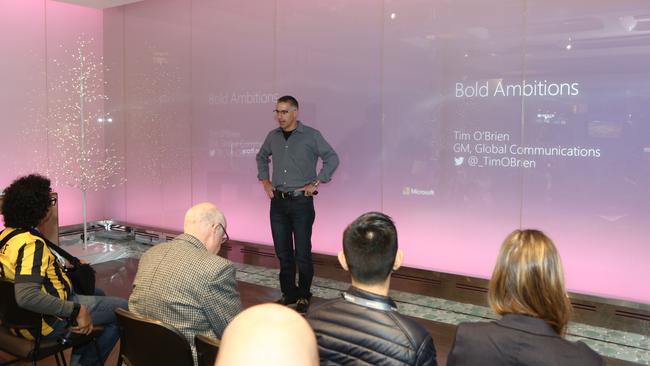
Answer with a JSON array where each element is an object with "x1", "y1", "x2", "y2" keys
[
  {"x1": 115, "y1": 308, "x2": 194, "y2": 366},
  {"x1": 0, "y1": 279, "x2": 42, "y2": 331},
  {"x1": 195, "y1": 334, "x2": 220, "y2": 366}
]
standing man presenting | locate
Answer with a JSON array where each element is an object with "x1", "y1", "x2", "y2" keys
[{"x1": 256, "y1": 95, "x2": 339, "y2": 313}]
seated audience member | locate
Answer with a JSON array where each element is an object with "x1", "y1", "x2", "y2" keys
[
  {"x1": 215, "y1": 303, "x2": 318, "y2": 366},
  {"x1": 447, "y1": 229, "x2": 604, "y2": 366},
  {"x1": 0, "y1": 174, "x2": 127, "y2": 365},
  {"x1": 129, "y1": 202, "x2": 241, "y2": 365},
  {"x1": 307, "y1": 212, "x2": 437, "y2": 366}
]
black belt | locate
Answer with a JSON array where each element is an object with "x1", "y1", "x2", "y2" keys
[{"x1": 275, "y1": 190, "x2": 306, "y2": 199}]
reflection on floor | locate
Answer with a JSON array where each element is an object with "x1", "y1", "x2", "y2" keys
[{"x1": 61, "y1": 235, "x2": 649, "y2": 365}]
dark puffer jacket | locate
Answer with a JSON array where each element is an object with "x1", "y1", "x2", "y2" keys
[{"x1": 306, "y1": 287, "x2": 437, "y2": 366}]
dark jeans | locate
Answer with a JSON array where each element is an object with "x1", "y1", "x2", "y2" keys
[
  {"x1": 270, "y1": 194, "x2": 315, "y2": 301},
  {"x1": 46, "y1": 293, "x2": 128, "y2": 365}
]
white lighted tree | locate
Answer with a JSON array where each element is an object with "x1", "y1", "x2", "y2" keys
[{"x1": 47, "y1": 36, "x2": 125, "y2": 247}]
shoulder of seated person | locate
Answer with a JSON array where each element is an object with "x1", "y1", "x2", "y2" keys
[{"x1": 455, "y1": 320, "x2": 495, "y2": 334}]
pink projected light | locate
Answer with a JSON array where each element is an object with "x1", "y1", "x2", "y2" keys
[
  {"x1": 2, "y1": 0, "x2": 648, "y2": 305},
  {"x1": 0, "y1": 1, "x2": 106, "y2": 226},
  {"x1": 115, "y1": 0, "x2": 649, "y2": 304}
]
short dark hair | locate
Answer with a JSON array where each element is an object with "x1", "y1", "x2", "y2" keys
[
  {"x1": 342, "y1": 212, "x2": 398, "y2": 285},
  {"x1": 2, "y1": 174, "x2": 52, "y2": 228},
  {"x1": 277, "y1": 95, "x2": 299, "y2": 109}
]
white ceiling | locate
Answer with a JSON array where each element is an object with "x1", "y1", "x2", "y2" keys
[{"x1": 52, "y1": 0, "x2": 144, "y2": 9}]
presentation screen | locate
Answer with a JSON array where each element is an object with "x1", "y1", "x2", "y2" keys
[
  {"x1": 379, "y1": 1, "x2": 650, "y2": 302},
  {"x1": 107, "y1": 0, "x2": 650, "y2": 303}
]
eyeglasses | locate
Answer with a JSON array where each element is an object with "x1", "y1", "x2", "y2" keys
[
  {"x1": 217, "y1": 223, "x2": 229, "y2": 244},
  {"x1": 49, "y1": 196, "x2": 58, "y2": 207},
  {"x1": 273, "y1": 109, "x2": 295, "y2": 116}
]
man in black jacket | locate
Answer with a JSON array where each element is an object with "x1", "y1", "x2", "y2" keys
[{"x1": 306, "y1": 212, "x2": 437, "y2": 366}]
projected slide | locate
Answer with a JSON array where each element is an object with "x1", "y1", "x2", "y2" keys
[
  {"x1": 113, "y1": 0, "x2": 650, "y2": 303},
  {"x1": 451, "y1": 79, "x2": 598, "y2": 170},
  {"x1": 382, "y1": 1, "x2": 650, "y2": 302}
]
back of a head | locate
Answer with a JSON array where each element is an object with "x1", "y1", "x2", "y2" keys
[
  {"x1": 1, "y1": 174, "x2": 52, "y2": 228},
  {"x1": 215, "y1": 303, "x2": 318, "y2": 366},
  {"x1": 184, "y1": 202, "x2": 224, "y2": 234},
  {"x1": 343, "y1": 212, "x2": 398, "y2": 285},
  {"x1": 488, "y1": 229, "x2": 572, "y2": 335}
]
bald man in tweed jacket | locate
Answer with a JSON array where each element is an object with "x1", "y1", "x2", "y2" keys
[{"x1": 129, "y1": 203, "x2": 242, "y2": 365}]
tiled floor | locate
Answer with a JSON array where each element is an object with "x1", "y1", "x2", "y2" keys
[{"x1": 62, "y1": 234, "x2": 650, "y2": 365}]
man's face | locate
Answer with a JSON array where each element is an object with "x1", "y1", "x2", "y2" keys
[{"x1": 274, "y1": 101, "x2": 298, "y2": 131}]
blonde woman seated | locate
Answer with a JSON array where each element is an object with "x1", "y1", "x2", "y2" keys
[{"x1": 447, "y1": 229, "x2": 604, "y2": 366}]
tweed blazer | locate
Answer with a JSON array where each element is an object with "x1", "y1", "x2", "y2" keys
[
  {"x1": 129, "y1": 234, "x2": 241, "y2": 363},
  {"x1": 447, "y1": 313, "x2": 604, "y2": 366}
]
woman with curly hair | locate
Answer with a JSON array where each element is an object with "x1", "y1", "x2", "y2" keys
[
  {"x1": 447, "y1": 229, "x2": 604, "y2": 366},
  {"x1": 0, "y1": 174, "x2": 127, "y2": 365},
  {"x1": 1, "y1": 173, "x2": 53, "y2": 229}
]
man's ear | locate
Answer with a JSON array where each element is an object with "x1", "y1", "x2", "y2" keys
[
  {"x1": 393, "y1": 249, "x2": 404, "y2": 271},
  {"x1": 337, "y1": 251, "x2": 349, "y2": 272}
]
